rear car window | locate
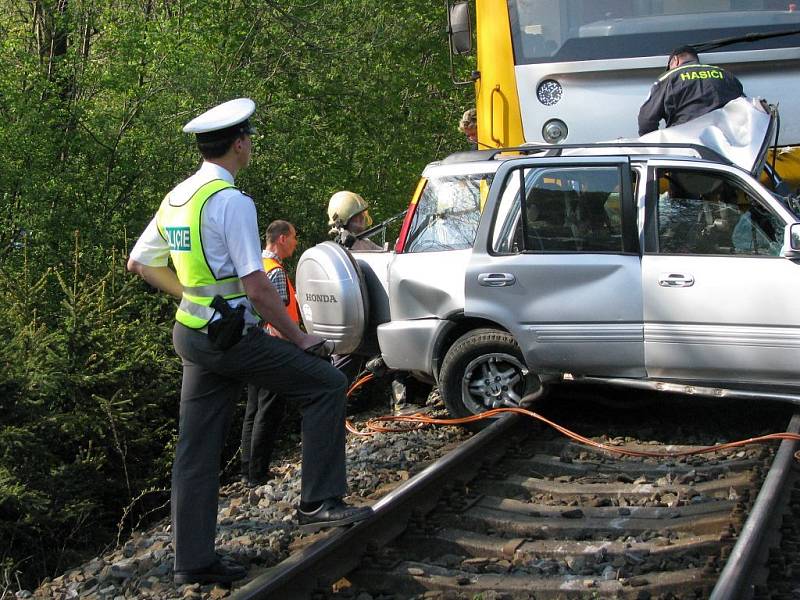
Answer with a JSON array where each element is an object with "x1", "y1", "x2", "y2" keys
[
  {"x1": 404, "y1": 174, "x2": 492, "y2": 253},
  {"x1": 493, "y1": 165, "x2": 625, "y2": 253}
]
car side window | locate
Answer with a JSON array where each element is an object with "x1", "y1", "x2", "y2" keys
[
  {"x1": 404, "y1": 174, "x2": 491, "y2": 253},
  {"x1": 492, "y1": 166, "x2": 624, "y2": 253},
  {"x1": 653, "y1": 168, "x2": 783, "y2": 256}
]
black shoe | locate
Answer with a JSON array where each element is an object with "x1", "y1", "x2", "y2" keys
[
  {"x1": 174, "y1": 558, "x2": 247, "y2": 585},
  {"x1": 297, "y1": 498, "x2": 373, "y2": 533},
  {"x1": 365, "y1": 356, "x2": 387, "y2": 377}
]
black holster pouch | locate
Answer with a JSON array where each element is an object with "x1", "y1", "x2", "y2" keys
[{"x1": 207, "y1": 295, "x2": 245, "y2": 351}]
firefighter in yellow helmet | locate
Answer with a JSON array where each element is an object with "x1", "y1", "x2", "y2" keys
[
  {"x1": 327, "y1": 190, "x2": 381, "y2": 251},
  {"x1": 326, "y1": 189, "x2": 426, "y2": 414}
]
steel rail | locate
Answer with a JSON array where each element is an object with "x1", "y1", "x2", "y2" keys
[
  {"x1": 710, "y1": 412, "x2": 800, "y2": 599},
  {"x1": 231, "y1": 412, "x2": 521, "y2": 600}
]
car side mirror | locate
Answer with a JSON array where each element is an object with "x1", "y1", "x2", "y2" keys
[{"x1": 784, "y1": 223, "x2": 800, "y2": 258}]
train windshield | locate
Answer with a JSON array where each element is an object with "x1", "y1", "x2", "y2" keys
[{"x1": 508, "y1": 0, "x2": 800, "y2": 64}]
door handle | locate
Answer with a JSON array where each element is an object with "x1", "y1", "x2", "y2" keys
[
  {"x1": 658, "y1": 272, "x2": 695, "y2": 287},
  {"x1": 478, "y1": 272, "x2": 516, "y2": 287}
]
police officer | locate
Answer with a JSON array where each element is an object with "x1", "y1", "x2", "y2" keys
[
  {"x1": 327, "y1": 190, "x2": 382, "y2": 251},
  {"x1": 638, "y1": 45, "x2": 744, "y2": 136},
  {"x1": 127, "y1": 99, "x2": 371, "y2": 586}
]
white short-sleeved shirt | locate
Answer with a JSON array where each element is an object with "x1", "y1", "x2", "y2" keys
[{"x1": 130, "y1": 161, "x2": 264, "y2": 324}]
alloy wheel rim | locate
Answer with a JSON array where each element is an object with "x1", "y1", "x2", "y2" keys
[{"x1": 461, "y1": 352, "x2": 529, "y2": 413}]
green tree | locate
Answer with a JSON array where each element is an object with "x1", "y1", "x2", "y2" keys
[{"x1": 0, "y1": 0, "x2": 468, "y2": 589}]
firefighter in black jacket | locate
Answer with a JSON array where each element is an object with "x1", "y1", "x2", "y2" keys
[{"x1": 638, "y1": 46, "x2": 744, "y2": 136}]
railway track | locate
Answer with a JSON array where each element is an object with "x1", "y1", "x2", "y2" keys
[{"x1": 232, "y1": 392, "x2": 799, "y2": 599}]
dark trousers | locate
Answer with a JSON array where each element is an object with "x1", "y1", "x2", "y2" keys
[
  {"x1": 240, "y1": 385, "x2": 286, "y2": 480},
  {"x1": 170, "y1": 323, "x2": 348, "y2": 572}
]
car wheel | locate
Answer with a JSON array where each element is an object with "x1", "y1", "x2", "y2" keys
[{"x1": 439, "y1": 328, "x2": 543, "y2": 429}]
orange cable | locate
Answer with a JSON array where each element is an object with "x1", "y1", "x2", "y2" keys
[{"x1": 344, "y1": 376, "x2": 800, "y2": 458}]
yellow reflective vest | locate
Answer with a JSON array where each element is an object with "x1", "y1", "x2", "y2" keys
[{"x1": 156, "y1": 179, "x2": 246, "y2": 328}]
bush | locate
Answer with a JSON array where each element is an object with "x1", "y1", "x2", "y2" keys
[{"x1": 0, "y1": 242, "x2": 180, "y2": 588}]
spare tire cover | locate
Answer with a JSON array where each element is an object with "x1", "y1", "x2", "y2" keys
[{"x1": 295, "y1": 241, "x2": 368, "y2": 355}]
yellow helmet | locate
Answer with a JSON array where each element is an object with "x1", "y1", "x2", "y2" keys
[{"x1": 327, "y1": 191, "x2": 372, "y2": 228}]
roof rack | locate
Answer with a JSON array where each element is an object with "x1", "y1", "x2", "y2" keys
[{"x1": 441, "y1": 142, "x2": 731, "y2": 165}]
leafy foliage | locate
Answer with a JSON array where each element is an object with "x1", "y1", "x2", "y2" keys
[
  {"x1": 0, "y1": 0, "x2": 468, "y2": 589},
  {"x1": 0, "y1": 244, "x2": 180, "y2": 586}
]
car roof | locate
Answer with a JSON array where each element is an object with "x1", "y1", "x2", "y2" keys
[
  {"x1": 433, "y1": 142, "x2": 733, "y2": 171},
  {"x1": 422, "y1": 153, "x2": 717, "y2": 180},
  {"x1": 422, "y1": 157, "x2": 503, "y2": 178}
]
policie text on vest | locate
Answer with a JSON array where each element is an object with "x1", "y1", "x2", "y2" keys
[{"x1": 166, "y1": 227, "x2": 191, "y2": 252}]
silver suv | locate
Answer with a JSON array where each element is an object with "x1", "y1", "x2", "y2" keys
[{"x1": 296, "y1": 140, "x2": 800, "y2": 421}]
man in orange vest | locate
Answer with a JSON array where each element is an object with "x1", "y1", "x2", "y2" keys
[{"x1": 240, "y1": 219, "x2": 300, "y2": 486}]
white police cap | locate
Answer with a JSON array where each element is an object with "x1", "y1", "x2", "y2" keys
[{"x1": 183, "y1": 98, "x2": 256, "y2": 141}]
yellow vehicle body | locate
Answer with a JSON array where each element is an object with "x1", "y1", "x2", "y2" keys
[
  {"x1": 471, "y1": 1, "x2": 800, "y2": 190},
  {"x1": 473, "y1": 0, "x2": 523, "y2": 149},
  {"x1": 768, "y1": 148, "x2": 800, "y2": 190}
]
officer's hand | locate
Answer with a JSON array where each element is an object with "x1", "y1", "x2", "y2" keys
[
  {"x1": 299, "y1": 333, "x2": 324, "y2": 350},
  {"x1": 300, "y1": 334, "x2": 335, "y2": 358}
]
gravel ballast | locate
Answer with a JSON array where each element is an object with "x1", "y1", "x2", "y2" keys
[{"x1": 20, "y1": 391, "x2": 471, "y2": 600}]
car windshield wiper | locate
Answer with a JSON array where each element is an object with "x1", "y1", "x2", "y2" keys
[{"x1": 693, "y1": 28, "x2": 800, "y2": 53}]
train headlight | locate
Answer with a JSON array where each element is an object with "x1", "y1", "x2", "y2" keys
[
  {"x1": 536, "y1": 79, "x2": 562, "y2": 106},
  {"x1": 542, "y1": 119, "x2": 568, "y2": 144}
]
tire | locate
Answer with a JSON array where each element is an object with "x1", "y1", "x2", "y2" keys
[{"x1": 439, "y1": 328, "x2": 542, "y2": 429}]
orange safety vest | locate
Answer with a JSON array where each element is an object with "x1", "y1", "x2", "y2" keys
[{"x1": 262, "y1": 257, "x2": 301, "y2": 325}]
